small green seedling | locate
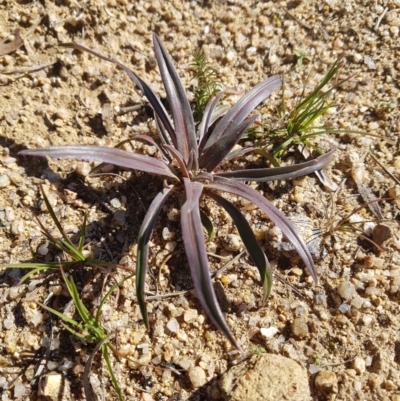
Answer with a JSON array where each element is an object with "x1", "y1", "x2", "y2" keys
[
  {"x1": 312, "y1": 354, "x2": 322, "y2": 366},
  {"x1": 6, "y1": 184, "x2": 123, "y2": 283},
  {"x1": 250, "y1": 345, "x2": 266, "y2": 356},
  {"x1": 377, "y1": 97, "x2": 397, "y2": 113},
  {"x1": 191, "y1": 50, "x2": 221, "y2": 122},
  {"x1": 293, "y1": 49, "x2": 311, "y2": 66}
]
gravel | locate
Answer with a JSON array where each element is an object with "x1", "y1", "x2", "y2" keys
[{"x1": 0, "y1": 0, "x2": 399, "y2": 400}]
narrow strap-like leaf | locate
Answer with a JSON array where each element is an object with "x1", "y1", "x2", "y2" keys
[
  {"x1": 216, "y1": 149, "x2": 334, "y2": 182},
  {"x1": 203, "y1": 75, "x2": 281, "y2": 151},
  {"x1": 198, "y1": 92, "x2": 224, "y2": 152},
  {"x1": 61, "y1": 42, "x2": 177, "y2": 149},
  {"x1": 40, "y1": 184, "x2": 75, "y2": 251},
  {"x1": 205, "y1": 177, "x2": 318, "y2": 282},
  {"x1": 153, "y1": 34, "x2": 197, "y2": 164},
  {"x1": 200, "y1": 114, "x2": 259, "y2": 172},
  {"x1": 136, "y1": 186, "x2": 174, "y2": 329},
  {"x1": 181, "y1": 178, "x2": 241, "y2": 350},
  {"x1": 19, "y1": 145, "x2": 178, "y2": 180},
  {"x1": 193, "y1": 171, "x2": 214, "y2": 182},
  {"x1": 199, "y1": 209, "x2": 215, "y2": 241},
  {"x1": 224, "y1": 146, "x2": 255, "y2": 162},
  {"x1": 206, "y1": 191, "x2": 272, "y2": 298}
]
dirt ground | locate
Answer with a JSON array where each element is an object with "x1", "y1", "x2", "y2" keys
[{"x1": 0, "y1": 1, "x2": 399, "y2": 400}]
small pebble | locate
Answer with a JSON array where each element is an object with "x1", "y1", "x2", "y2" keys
[
  {"x1": 184, "y1": 309, "x2": 198, "y2": 323},
  {"x1": 351, "y1": 296, "x2": 364, "y2": 309},
  {"x1": 76, "y1": 162, "x2": 92, "y2": 176},
  {"x1": 338, "y1": 303, "x2": 351, "y2": 314},
  {"x1": 337, "y1": 281, "x2": 356, "y2": 300},
  {"x1": 362, "y1": 315, "x2": 374, "y2": 326},
  {"x1": 291, "y1": 317, "x2": 309, "y2": 339},
  {"x1": 177, "y1": 330, "x2": 188, "y2": 342},
  {"x1": 3, "y1": 318, "x2": 14, "y2": 330},
  {"x1": 166, "y1": 317, "x2": 179, "y2": 333},
  {"x1": 30, "y1": 311, "x2": 44, "y2": 326},
  {"x1": 260, "y1": 327, "x2": 279, "y2": 338},
  {"x1": 165, "y1": 241, "x2": 177, "y2": 252},
  {"x1": 0, "y1": 376, "x2": 7, "y2": 388},
  {"x1": 5, "y1": 206, "x2": 15, "y2": 222},
  {"x1": 220, "y1": 274, "x2": 238, "y2": 286},
  {"x1": 7, "y1": 171, "x2": 24, "y2": 185},
  {"x1": 38, "y1": 372, "x2": 64, "y2": 399},
  {"x1": 364, "y1": 56, "x2": 376, "y2": 69},
  {"x1": 335, "y1": 315, "x2": 348, "y2": 326},
  {"x1": 315, "y1": 291, "x2": 326, "y2": 305},
  {"x1": 110, "y1": 198, "x2": 121, "y2": 208},
  {"x1": 113, "y1": 210, "x2": 126, "y2": 226},
  {"x1": 315, "y1": 369, "x2": 338, "y2": 393},
  {"x1": 9, "y1": 286, "x2": 20, "y2": 299},
  {"x1": 222, "y1": 234, "x2": 242, "y2": 251},
  {"x1": 14, "y1": 382, "x2": 26, "y2": 398},
  {"x1": 11, "y1": 220, "x2": 24, "y2": 235},
  {"x1": 162, "y1": 227, "x2": 175, "y2": 240},
  {"x1": 372, "y1": 224, "x2": 392, "y2": 246},
  {"x1": 0, "y1": 175, "x2": 11, "y2": 188},
  {"x1": 55, "y1": 108, "x2": 70, "y2": 120},
  {"x1": 352, "y1": 356, "x2": 366, "y2": 374},
  {"x1": 309, "y1": 364, "x2": 321, "y2": 374},
  {"x1": 188, "y1": 366, "x2": 207, "y2": 388},
  {"x1": 38, "y1": 243, "x2": 49, "y2": 256}
]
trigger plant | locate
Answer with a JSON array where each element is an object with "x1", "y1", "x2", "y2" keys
[{"x1": 20, "y1": 33, "x2": 334, "y2": 350}]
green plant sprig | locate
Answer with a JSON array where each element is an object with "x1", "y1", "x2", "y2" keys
[
  {"x1": 39, "y1": 266, "x2": 129, "y2": 401},
  {"x1": 247, "y1": 59, "x2": 376, "y2": 163},
  {"x1": 191, "y1": 50, "x2": 221, "y2": 122},
  {"x1": 6, "y1": 185, "x2": 126, "y2": 283}
]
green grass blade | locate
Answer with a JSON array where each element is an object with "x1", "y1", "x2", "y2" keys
[
  {"x1": 199, "y1": 209, "x2": 215, "y2": 241},
  {"x1": 102, "y1": 345, "x2": 123, "y2": 401},
  {"x1": 38, "y1": 302, "x2": 84, "y2": 329},
  {"x1": 78, "y1": 213, "x2": 87, "y2": 253},
  {"x1": 60, "y1": 267, "x2": 94, "y2": 327},
  {"x1": 40, "y1": 185, "x2": 75, "y2": 249}
]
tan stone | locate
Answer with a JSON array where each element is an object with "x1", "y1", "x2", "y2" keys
[{"x1": 219, "y1": 354, "x2": 310, "y2": 401}]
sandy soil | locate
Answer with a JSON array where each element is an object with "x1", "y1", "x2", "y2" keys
[{"x1": 0, "y1": 1, "x2": 399, "y2": 400}]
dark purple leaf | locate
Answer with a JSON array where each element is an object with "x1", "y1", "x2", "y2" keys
[
  {"x1": 203, "y1": 75, "x2": 281, "y2": 151},
  {"x1": 181, "y1": 178, "x2": 241, "y2": 350},
  {"x1": 216, "y1": 149, "x2": 334, "y2": 181},
  {"x1": 62, "y1": 42, "x2": 178, "y2": 148},
  {"x1": 19, "y1": 145, "x2": 178, "y2": 180},
  {"x1": 153, "y1": 34, "x2": 197, "y2": 164},
  {"x1": 137, "y1": 187, "x2": 174, "y2": 328},
  {"x1": 200, "y1": 114, "x2": 259, "y2": 172},
  {"x1": 205, "y1": 177, "x2": 318, "y2": 282},
  {"x1": 198, "y1": 92, "x2": 224, "y2": 152},
  {"x1": 163, "y1": 145, "x2": 190, "y2": 178}
]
